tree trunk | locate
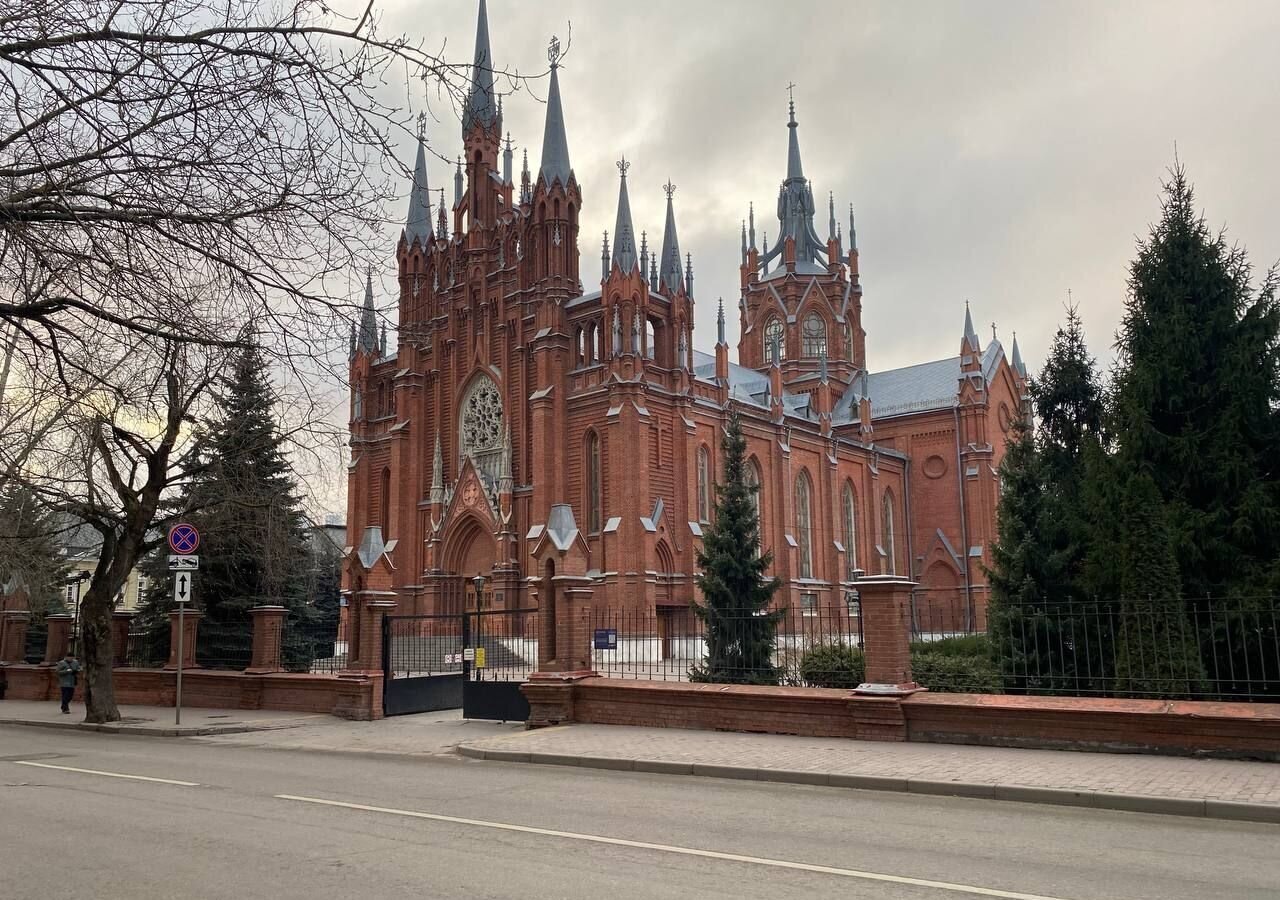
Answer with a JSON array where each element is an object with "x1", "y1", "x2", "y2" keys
[{"x1": 80, "y1": 582, "x2": 120, "y2": 723}]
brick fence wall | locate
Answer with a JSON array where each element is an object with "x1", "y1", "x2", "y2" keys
[{"x1": 557, "y1": 677, "x2": 1280, "y2": 760}]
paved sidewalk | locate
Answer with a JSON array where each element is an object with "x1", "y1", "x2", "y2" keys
[
  {"x1": 458, "y1": 724, "x2": 1280, "y2": 824},
  {"x1": 0, "y1": 700, "x2": 330, "y2": 736}
]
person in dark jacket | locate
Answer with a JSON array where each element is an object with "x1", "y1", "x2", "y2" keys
[{"x1": 55, "y1": 651, "x2": 80, "y2": 714}]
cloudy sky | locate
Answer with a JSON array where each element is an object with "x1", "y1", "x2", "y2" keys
[{"x1": 373, "y1": 0, "x2": 1280, "y2": 379}]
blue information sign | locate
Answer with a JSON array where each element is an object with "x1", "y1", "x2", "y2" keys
[{"x1": 593, "y1": 628, "x2": 617, "y2": 651}]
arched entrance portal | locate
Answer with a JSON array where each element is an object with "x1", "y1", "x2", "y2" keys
[{"x1": 442, "y1": 516, "x2": 498, "y2": 612}]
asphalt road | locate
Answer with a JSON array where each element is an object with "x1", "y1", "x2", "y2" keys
[{"x1": 1, "y1": 726, "x2": 1277, "y2": 900}]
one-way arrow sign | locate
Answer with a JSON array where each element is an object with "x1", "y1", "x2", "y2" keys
[{"x1": 173, "y1": 572, "x2": 193, "y2": 605}]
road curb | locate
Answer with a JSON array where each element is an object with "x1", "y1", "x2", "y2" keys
[
  {"x1": 455, "y1": 742, "x2": 1280, "y2": 825},
  {"x1": 0, "y1": 716, "x2": 306, "y2": 738}
]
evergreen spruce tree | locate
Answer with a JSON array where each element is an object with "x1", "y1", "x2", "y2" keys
[
  {"x1": 1103, "y1": 164, "x2": 1280, "y2": 696},
  {"x1": 1110, "y1": 165, "x2": 1280, "y2": 597},
  {"x1": 0, "y1": 483, "x2": 70, "y2": 615},
  {"x1": 690, "y1": 410, "x2": 784, "y2": 685},
  {"x1": 988, "y1": 308, "x2": 1106, "y2": 693},
  {"x1": 138, "y1": 336, "x2": 312, "y2": 668}
]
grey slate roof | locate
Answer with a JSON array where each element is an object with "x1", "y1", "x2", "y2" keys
[{"x1": 538, "y1": 64, "x2": 573, "y2": 187}]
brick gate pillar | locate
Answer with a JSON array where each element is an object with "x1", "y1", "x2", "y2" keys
[
  {"x1": 43, "y1": 614, "x2": 74, "y2": 664},
  {"x1": 111, "y1": 612, "x2": 134, "y2": 668},
  {"x1": 853, "y1": 576, "x2": 921, "y2": 694},
  {"x1": 0, "y1": 611, "x2": 31, "y2": 664},
  {"x1": 345, "y1": 599, "x2": 396, "y2": 674},
  {"x1": 523, "y1": 504, "x2": 597, "y2": 728},
  {"x1": 246, "y1": 606, "x2": 288, "y2": 674},
  {"x1": 164, "y1": 609, "x2": 202, "y2": 670}
]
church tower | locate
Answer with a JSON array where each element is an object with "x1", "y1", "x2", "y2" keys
[{"x1": 737, "y1": 95, "x2": 864, "y2": 392}]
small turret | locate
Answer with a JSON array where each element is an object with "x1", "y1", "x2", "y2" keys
[
  {"x1": 503, "y1": 133, "x2": 513, "y2": 186},
  {"x1": 537, "y1": 47, "x2": 573, "y2": 189},
  {"x1": 357, "y1": 268, "x2": 378, "y2": 356},
  {"x1": 658, "y1": 180, "x2": 683, "y2": 294},
  {"x1": 1011, "y1": 331, "x2": 1027, "y2": 379},
  {"x1": 453, "y1": 156, "x2": 464, "y2": 209},
  {"x1": 600, "y1": 231, "x2": 609, "y2": 282},
  {"x1": 639, "y1": 231, "x2": 649, "y2": 278},
  {"x1": 404, "y1": 135, "x2": 434, "y2": 246},
  {"x1": 963, "y1": 300, "x2": 980, "y2": 353},
  {"x1": 610, "y1": 158, "x2": 639, "y2": 275}
]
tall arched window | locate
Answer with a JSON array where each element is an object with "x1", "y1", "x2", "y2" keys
[
  {"x1": 795, "y1": 470, "x2": 813, "y2": 579},
  {"x1": 646, "y1": 317, "x2": 657, "y2": 360},
  {"x1": 802, "y1": 313, "x2": 828, "y2": 358},
  {"x1": 763, "y1": 316, "x2": 785, "y2": 364},
  {"x1": 379, "y1": 468, "x2": 391, "y2": 536},
  {"x1": 586, "y1": 431, "x2": 602, "y2": 533},
  {"x1": 882, "y1": 490, "x2": 897, "y2": 576},
  {"x1": 696, "y1": 446, "x2": 711, "y2": 523},
  {"x1": 746, "y1": 459, "x2": 763, "y2": 554},
  {"x1": 842, "y1": 481, "x2": 858, "y2": 580}
]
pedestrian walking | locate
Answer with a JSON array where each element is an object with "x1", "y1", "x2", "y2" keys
[{"x1": 55, "y1": 651, "x2": 81, "y2": 714}]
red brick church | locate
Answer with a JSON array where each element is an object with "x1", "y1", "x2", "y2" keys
[{"x1": 343, "y1": 1, "x2": 1027, "y2": 627}]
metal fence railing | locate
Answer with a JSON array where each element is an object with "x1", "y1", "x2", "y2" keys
[
  {"x1": 281, "y1": 615, "x2": 347, "y2": 674},
  {"x1": 987, "y1": 595, "x2": 1280, "y2": 701},
  {"x1": 194, "y1": 621, "x2": 254, "y2": 671},
  {"x1": 588, "y1": 605, "x2": 862, "y2": 687},
  {"x1": 124, "y1": 629, "x2": 168, "y2": 668}
]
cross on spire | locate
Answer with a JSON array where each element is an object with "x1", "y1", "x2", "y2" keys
[
  {"x1": 663, "y1": 180, "x2": 676, "y2": 199},
  {"x1": 547, "y1": 35, "x2": 562, "y2": 67},
  {"x1": 991, "y1": 322, "x2": 997, "y2": 342},
  {"x1": 617, "y1": 156, "x2": 630, "y2": 177}
]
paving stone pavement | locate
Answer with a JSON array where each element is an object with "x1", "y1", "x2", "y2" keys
[{"x1": 459, "y1": 723, "x2": 1280, "y2": 807}]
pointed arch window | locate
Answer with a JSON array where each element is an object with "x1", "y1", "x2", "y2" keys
[
  {"x1": 882, "y1": 490, "x2": 897, "y2": 576},
  {"x1": 842, "y1": 481, "x2": 858, "y2": 580},
  {"x1": 696, "y1": 446, "x2": 711, "y2": 524},
  {"x1": 802, "y1": 313, "x2": 828, "y2": 358},
  {"x1": 763, "y1": 316, "x2": 785, "y2": 364},
  {"x1": 586, "y1": 431, "x2": 602, "y2": 533},
  {"x1": 795, "y1": 470, "x2": 814, "y2": 579},
  {"x1": 746, "y1": 458, "x2": 763, "y2": 554}
]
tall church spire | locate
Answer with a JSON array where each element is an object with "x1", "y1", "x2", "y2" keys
[
  {"x1": 659, "y1": 180, "x2": 683, "y2": 294},
  {"x1": 462, "y1": 0, "x2": 499, "y2": 137},
  {"x1": 404, "y1": 135, "x2": 433, "y2": 246},
  {"x1": 610, "y1": 158, "x2": 638, "y2": 274},
  {"x1": 537, "y1": 40, "x2": 573, "y2": 187},
  {"x1": 762, "y1": 90, "x2": 824, "y2": 269},
  {"x1": 1011, "y1": 331, "x2": 1027, "y2": 378},
  {"x1": 358, "y1": 268, "x2": 378, "y2": 355},
  {"x1": 786, "y1": 88, "x2": 804, "y2": 182}
]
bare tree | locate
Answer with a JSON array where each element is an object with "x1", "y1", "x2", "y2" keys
[{"x1": 0, "y1": 0, "x2": 533, "y2": 720}]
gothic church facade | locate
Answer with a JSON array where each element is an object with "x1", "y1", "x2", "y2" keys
[{"x1": 344, "y1": 1, "x2": 1028, "y2": 626}]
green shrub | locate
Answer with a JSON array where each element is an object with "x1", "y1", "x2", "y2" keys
[
  {"x1": 799, "y1": 644, "x2": 865, "y2": 689},
  {"x1": 911, "y1": 650, "x2": 1003, "y2": 693}
]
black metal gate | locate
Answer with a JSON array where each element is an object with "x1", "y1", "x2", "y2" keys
[
  {"x1": 382, "y1": 613, "x2": 464, "y2": 716},
  {"x1": 462, "y1": 608, "x2": 538, "y2": 722},
  {"x1": 382, "y1": 608, "x2": 538, "y2": 720}
]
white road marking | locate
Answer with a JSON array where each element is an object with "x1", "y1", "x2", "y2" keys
[
  {"x1": 13, "y1": 761, "x2": 200, "y2": 786},
  {"x1": 276, "y1": 794, "x2": 1069, "y2": 900}
]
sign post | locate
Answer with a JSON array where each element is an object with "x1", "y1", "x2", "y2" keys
[{"x1": 167, "y1": 524, "x2": 200, "y2": 726}]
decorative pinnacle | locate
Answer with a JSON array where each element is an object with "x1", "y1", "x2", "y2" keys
[
  {"x1": 416, "y1": 111, "x2": 427, "y2": 140},
  {"x1": 787, "y1": 80, "x2": 797, "y2": 118},
  {"x1": 617, "y1": 156, "x2": 630, "y2": 177},
  {"x1": 504, "y1": 131, "x2": 513, "y2": 151},
  {"x1": 663, "y1": 180, "x2": 677, "y2": 199},
  {"x1": 548, "y1": 35, "x2": 562, "y2": 67}
]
